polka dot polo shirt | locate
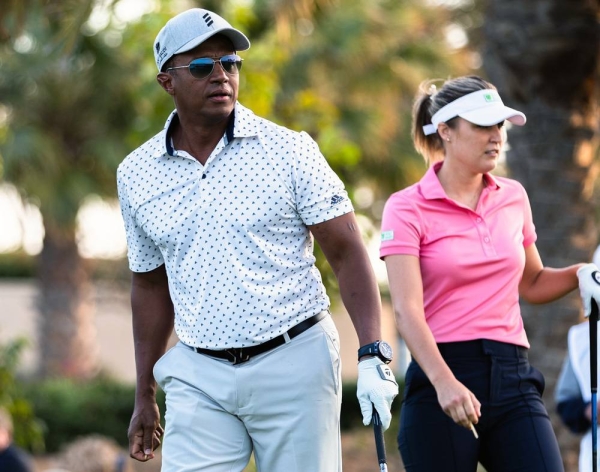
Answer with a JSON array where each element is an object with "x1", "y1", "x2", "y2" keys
[{"x1": 117, "y1": 103, "x2": 353, "y2": 349}]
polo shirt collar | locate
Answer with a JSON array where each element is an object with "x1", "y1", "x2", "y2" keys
[
  {"x1": 153, "y1": 102, "x2": 260, "y2": 158},
  {"x1": 420, "y1": 161, "x2": 501, "y2": 200}
]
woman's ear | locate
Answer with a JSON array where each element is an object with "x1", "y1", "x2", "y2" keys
[
  {"x1": 157, "y1": 72, "x2": 175, "y2": 95},
  {"x1": 437, "y1": 122, "x2": 451, "y2": 143}
]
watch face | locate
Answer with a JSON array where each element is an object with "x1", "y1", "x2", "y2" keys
[{"x1": 379, "y1": 341, "x2": 393, "y2": 360}]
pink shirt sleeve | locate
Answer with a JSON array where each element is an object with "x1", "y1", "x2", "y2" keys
[
  {"x1": 520, "y1": 184, "x2": 537, "y2": 248},
  {"x1": 380, "y1": 188, "x2": 422, "y2": 259}
]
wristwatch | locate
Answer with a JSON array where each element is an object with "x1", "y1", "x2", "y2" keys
[{"x1": 357, "y1": 340, "x2": 393, "y2": 364}]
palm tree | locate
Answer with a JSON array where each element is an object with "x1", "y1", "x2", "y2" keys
[
  {"x1": 481, "y1": 0, "x2": 600, "y2": 467},
  {"x1": 0, "y1": 0, "x2": 142, "y2": 378}
]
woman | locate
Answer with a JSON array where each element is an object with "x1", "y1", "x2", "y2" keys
[{"x1": 380, "y1": 75, "x2": 583, "y2": 471}]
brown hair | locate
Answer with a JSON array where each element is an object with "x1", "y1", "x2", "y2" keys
[{"x1": 412, "y1": 75, "x2": 496, "y2": 164}]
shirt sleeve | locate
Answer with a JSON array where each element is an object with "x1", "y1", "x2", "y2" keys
[
  {"x1": 520, "y1": 184, "x2": 537, "y2": 247},
  {"x1": 293, "y1": 131, "x2": 353, "y2": 225},
  {"x1": 380, "y1": 191, "x2": 422, "y2": 259},
  {"x1": 117, "y1": 167, "x2": 164, "y2": 273},
  {"x1": 555, "y1": 354, "x2": 591, "y2": 434}
]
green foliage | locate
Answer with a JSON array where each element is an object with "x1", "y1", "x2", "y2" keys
[
  {"x1": 0, "y1": 251, "x2": 36, "y2": 278},
  {"x1": 0, "y1": 252, "x2": 131, "y2": 280},
  {"x1": 0, "y1": 337, "x2": 45, "y2": 452},
  {"x1": 22, "y1": 377, "x2": 165, "y2": 453},
  {"x1": 20, "y1": 375, "x2": 402, "y2": 453}
]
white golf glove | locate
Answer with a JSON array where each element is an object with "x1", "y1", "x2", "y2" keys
[
  {"x1": 357, "y1": 357, "x2": 398, "y2": 430},
  {"x1": 577, "y1": 263, "x2": 600, "y2": 318}
]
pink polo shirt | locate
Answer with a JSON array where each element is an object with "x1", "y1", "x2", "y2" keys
[{"x1": 380, "y1": 162, "x2": 536, "y2": 348}]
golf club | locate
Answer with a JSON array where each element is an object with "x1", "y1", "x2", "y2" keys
[
  {"x1": 590, "y1": 298, "x2": 598, "y2": 472},
  {"x1": 372, "y1": 405, "x2": 388, "y2": 472}
]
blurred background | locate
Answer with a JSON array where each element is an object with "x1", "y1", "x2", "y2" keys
[{"x1": 0, "y1": 0, "x2": 598, "y2": 471}]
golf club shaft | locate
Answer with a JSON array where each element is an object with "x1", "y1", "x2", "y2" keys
[
  {"x1": 591, "y1": 299, "x2": 598, "y2": 472},
  {"x1": 372, "y1": 406, "x2": 388, "y2": 472}
]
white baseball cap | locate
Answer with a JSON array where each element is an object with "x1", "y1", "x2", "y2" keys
[
  {"x1": 154, "y1": 9, "x2": 251, "y2": 71},
  {"x1": 423, "y1": 89, "x2": 526, "y2": 135}
]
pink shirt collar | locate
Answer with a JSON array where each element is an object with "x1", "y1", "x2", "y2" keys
[{"x1": 419, "y1": 161, "x2": 501, "y2": 201}]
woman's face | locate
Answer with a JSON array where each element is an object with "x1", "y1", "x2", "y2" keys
[{"x1": 443, "y1": 117, "x2": 505, "y2": 174}]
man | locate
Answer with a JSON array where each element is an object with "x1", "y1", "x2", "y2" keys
[
  {"x1": 117, "y1": 8, "x2": 398, "y2": 471},
  {"x1": 0, "y1": 407, "x2": 33, "y2": 472}
]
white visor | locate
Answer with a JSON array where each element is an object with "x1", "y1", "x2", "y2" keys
[{"x1": 422, "y1": 89, "x2": 526, "y2": 136}]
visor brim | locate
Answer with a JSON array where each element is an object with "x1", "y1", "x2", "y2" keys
[{"x1": 459, "y1": 105, "x2": 526, "y2": 127}]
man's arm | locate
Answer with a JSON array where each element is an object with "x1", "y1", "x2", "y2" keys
[
  {"x1": 128, "y1": 264, "x2": 174, "y2": 462},
  {"x1": 308, "y1": 212, "x2": 380, "y2": 345},
  {"x1": 309, "y1": 212, "x2": 398, "y2": 430},
  {"x1": 555, "y1": 353, "x2": 592, "y2": 434}
]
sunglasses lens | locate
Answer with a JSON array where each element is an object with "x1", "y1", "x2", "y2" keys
[
  {"x1": 220, "y1": 55, "x2": 242, "y2": 74},
  {"x1": 188, "y1": 59, "x2": 214, "y2": 79}
]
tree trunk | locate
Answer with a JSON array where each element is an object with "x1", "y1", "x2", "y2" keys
[
  {"x1": 482, "y1": 0, "x2": 600, "y2": 469},
  {"x1": 36, "y1": 218, "x2": 98, "y2": 379}
]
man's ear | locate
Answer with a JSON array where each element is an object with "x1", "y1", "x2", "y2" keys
[{"x1": 157, "y1": 72, "x2": 175, "y2": 95}]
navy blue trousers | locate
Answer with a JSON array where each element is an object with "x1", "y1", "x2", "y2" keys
[{"x1": 398, "y1": 339, "x2": 564, "y2": 472}]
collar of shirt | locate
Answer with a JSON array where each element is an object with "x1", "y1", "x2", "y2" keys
[
  {"x1": 419, "y1": 161, "x2": 501, "y2": 201},
  {"x1": 151, "y1": 102, "x2": 260, "y2": 159}
]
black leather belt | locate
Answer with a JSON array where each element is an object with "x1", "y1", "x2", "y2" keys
[{"x1": 193, "y1": 311, "x2": 328, "y2": 365}]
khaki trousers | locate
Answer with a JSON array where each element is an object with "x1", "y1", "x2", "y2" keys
[{"x1": 154, "y1": 315, "x2": 342, "y2": 472}]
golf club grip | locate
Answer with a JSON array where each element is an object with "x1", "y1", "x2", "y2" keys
[{"x1": 372, "y1": 407, "x2": 387, "y2": 466}]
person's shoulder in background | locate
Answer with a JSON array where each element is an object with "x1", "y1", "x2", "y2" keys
[
  {"x1": 592, "y1": 244, "x2": 600, "y2": 267},
  {"x1": 0, "y1": 442, "x2": 34, "y2": 472}
]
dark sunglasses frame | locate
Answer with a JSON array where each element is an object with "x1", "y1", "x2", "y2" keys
[{"x1": 166, "y1": 54, "x2": 243, "y2": 79}]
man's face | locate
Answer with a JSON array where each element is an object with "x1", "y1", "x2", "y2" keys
[{"x1": 159, "y1": 35, "x2": 240, "y2": 124}]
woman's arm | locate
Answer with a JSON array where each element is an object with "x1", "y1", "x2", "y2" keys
[
  {"x1": 519, "y1": 243, "x2": 584, "y2": 304},
  {"x1": 385, "y1": 254, "x2": 480, "y2": 429}
]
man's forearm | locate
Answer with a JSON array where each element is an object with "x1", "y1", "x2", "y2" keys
[
  {"x1": 336, "y1": 253, "x2": 382, "y2": 346},
  {"x1": 131, "y1": 268, "x2": 175, "y2": 401}
]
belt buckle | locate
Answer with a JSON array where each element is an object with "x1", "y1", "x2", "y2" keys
[{"x1": 226, "y1": 348, "x2": 250, "y2": 365}]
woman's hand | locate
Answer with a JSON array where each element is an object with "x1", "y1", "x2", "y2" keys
[{"x1": 435, "y1": 376, "x2": 481, "y2": 430}]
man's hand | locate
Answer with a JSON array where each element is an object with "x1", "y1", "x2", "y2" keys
[
  {"x1": 128, "y1": 400, "x2": 164, "y2": 462},
  {"x1": 357, "y1": 357, "x2": 399, "y2": 430},
  {"x1": 577, "y1": 263, "x2": 600, "y2": 318}
]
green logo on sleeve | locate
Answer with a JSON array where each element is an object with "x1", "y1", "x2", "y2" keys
[{"x1": 381, "y1": 230, "x2": 394, "y2": 241}]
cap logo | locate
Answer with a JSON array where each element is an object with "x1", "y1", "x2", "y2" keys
[
  {"x1": 155, "y1": 42, "x2": 160, "y2": 54},
  {"x1": 483, "y1": 92, "x2": 498, "y2": 103},
  {"x1": 202, "y1": 12, "x2": 214, "y2": 27}
]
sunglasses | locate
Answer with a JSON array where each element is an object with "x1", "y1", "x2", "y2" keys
[{"x1": 166, "y1": 54, "x2": 243, "y2": 79}]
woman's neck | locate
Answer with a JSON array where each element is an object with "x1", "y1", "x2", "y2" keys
[{"x1": 436, "y1": 162, "x2": 486, "y2": 210}]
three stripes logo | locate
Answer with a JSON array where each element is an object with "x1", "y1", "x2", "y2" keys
[{"x1": 202, "y1": 12, "x2": 214, "y2": 27}]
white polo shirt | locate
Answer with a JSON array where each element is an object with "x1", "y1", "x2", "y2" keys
[{"x1": 117, "y1": 103, "x2": 353, "y2": 349}]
